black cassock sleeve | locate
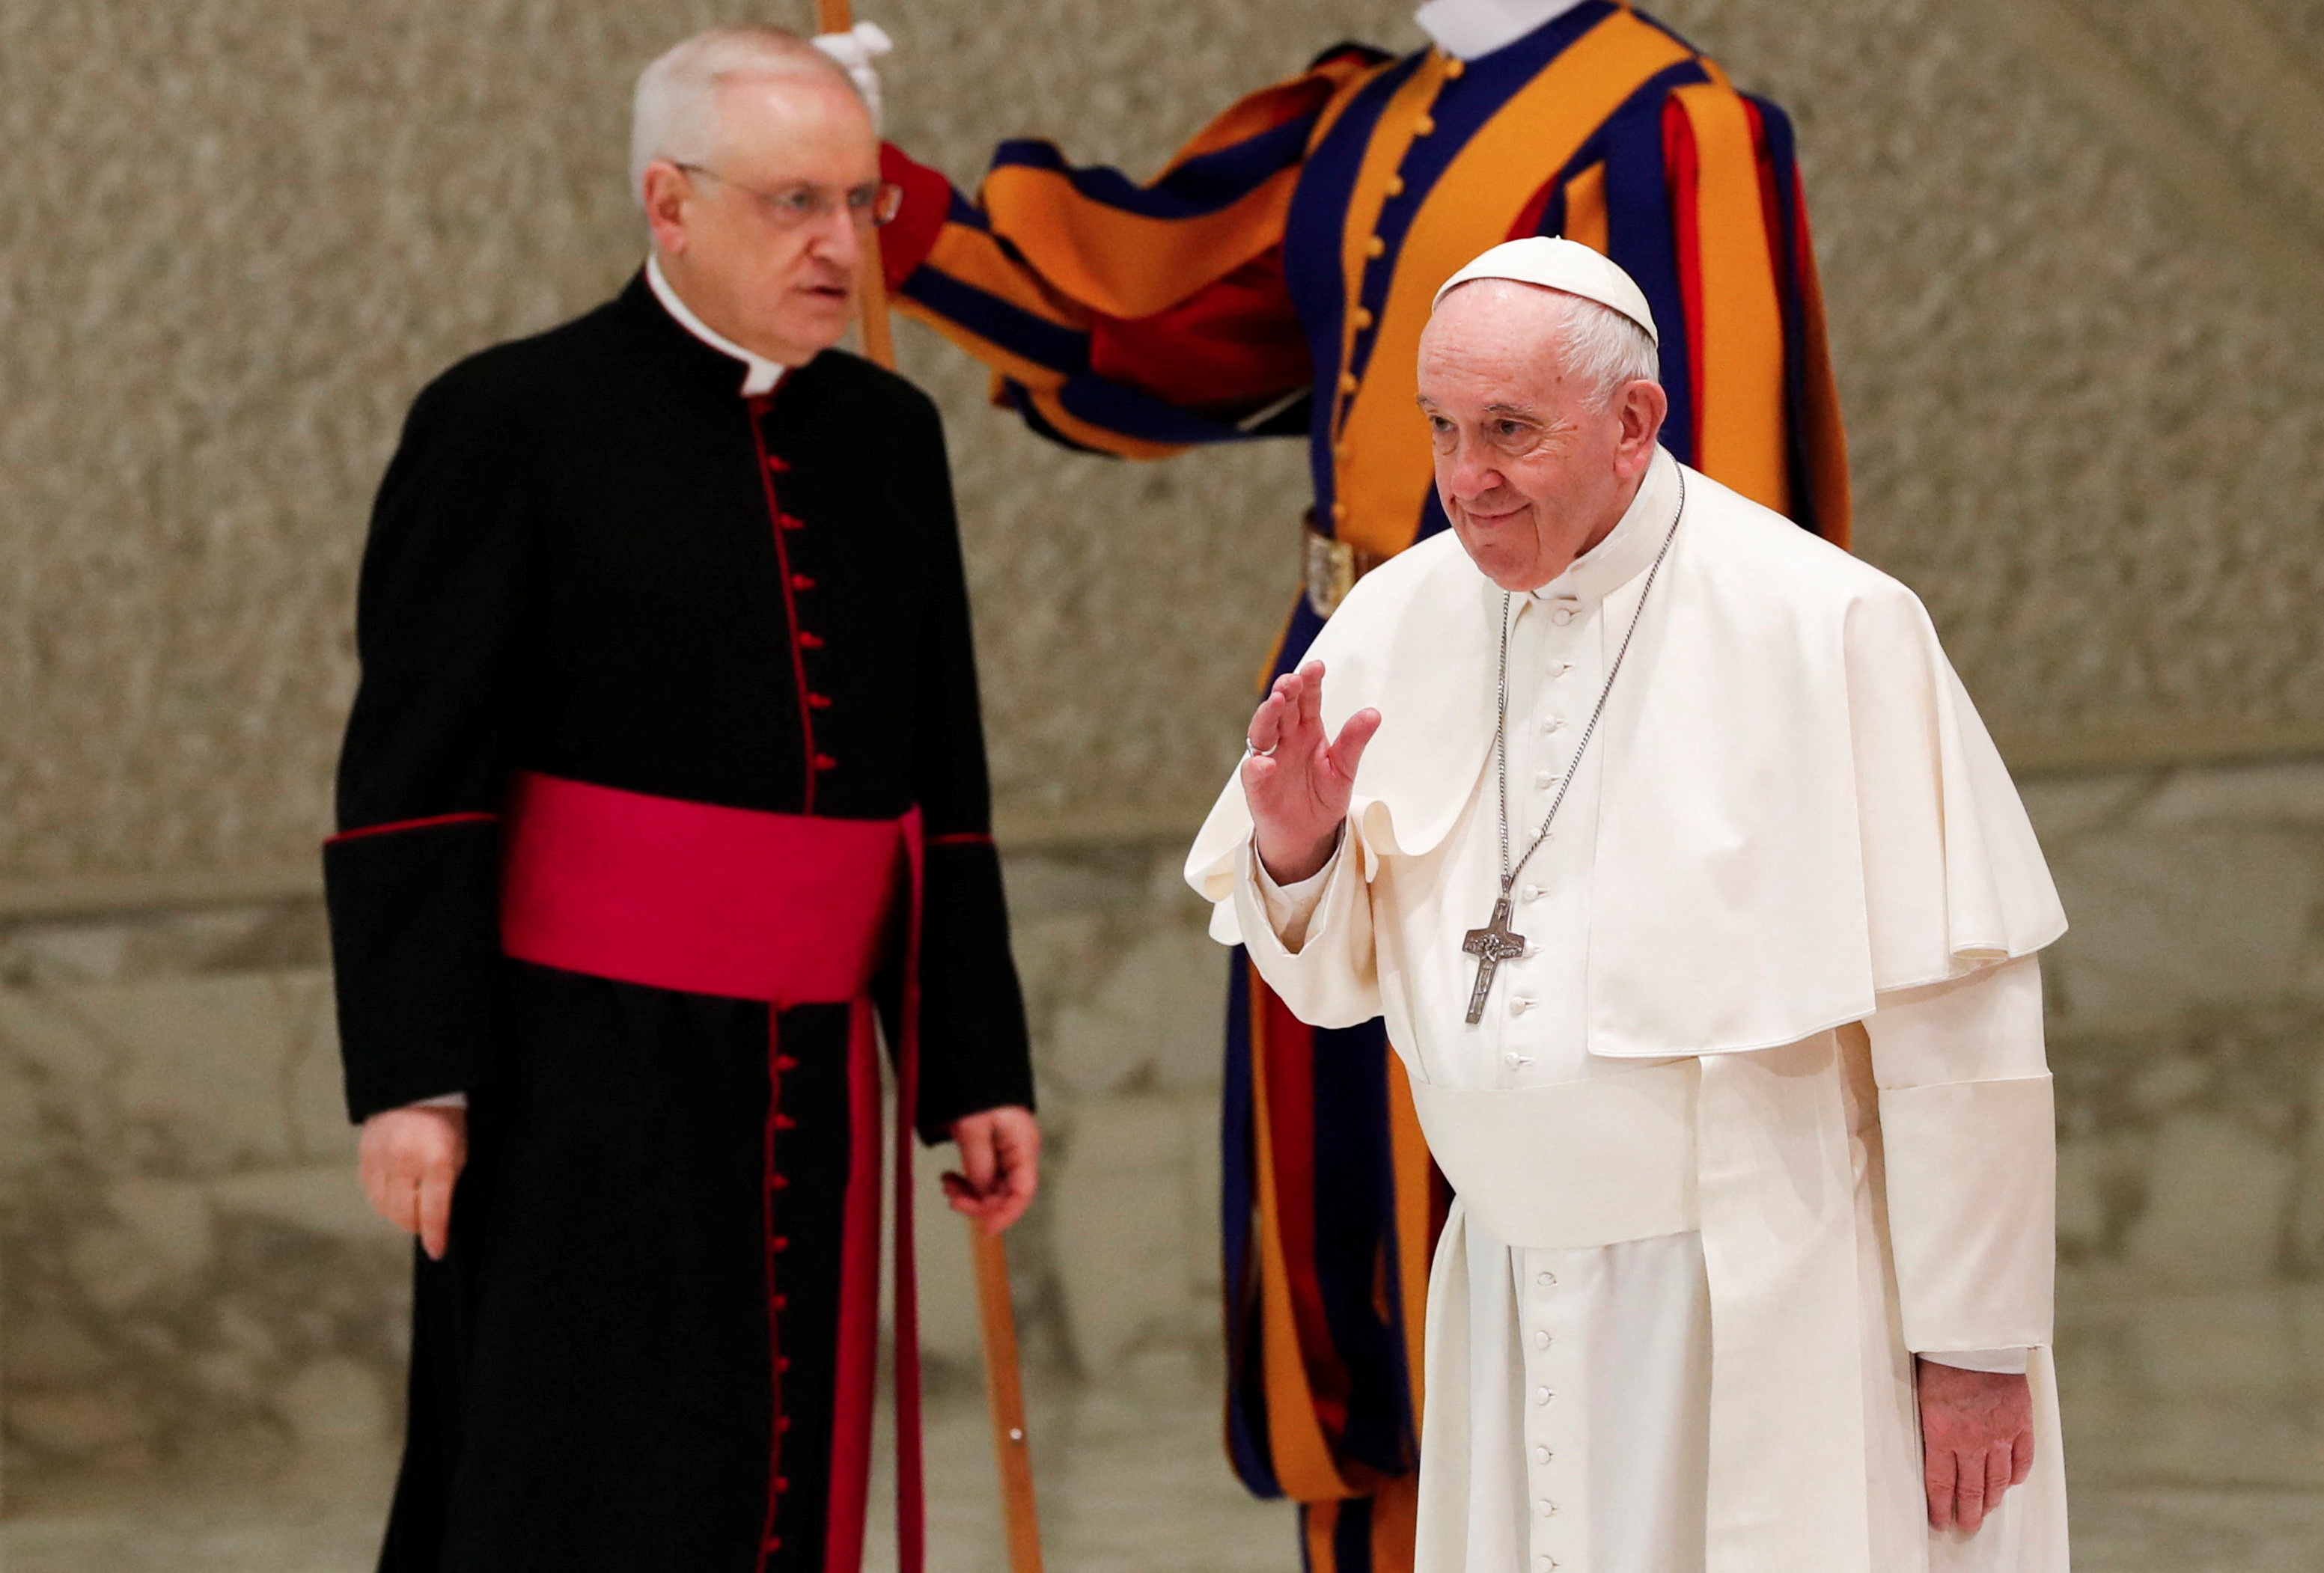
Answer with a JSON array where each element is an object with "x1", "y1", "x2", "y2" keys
[
  {"x1": 881, "y1": 399, "x2": 1036, "y2": 1143},
  {"x1": 326, "y1": 367, "x2": 535, "y2": 1123}
]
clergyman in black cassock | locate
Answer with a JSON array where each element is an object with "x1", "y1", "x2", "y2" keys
[{"x1": 324, "y1": 28, "x2": 1037, "y2": 1573}]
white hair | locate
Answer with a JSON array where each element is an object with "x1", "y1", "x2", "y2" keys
[
  {"x1": 1439, "y1": 278, "x2": 1661, "y2": 409},
  {"x1": 1538, "y1": 290, "x2": 1661, "y2": 410},
  {"x1": 629, "y1": 25, "x2": 861, "y2": 203}
]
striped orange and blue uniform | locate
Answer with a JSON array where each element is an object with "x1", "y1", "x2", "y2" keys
[{"x1": 879, "y1": 6, "x2": 1849, "y2": 1569}]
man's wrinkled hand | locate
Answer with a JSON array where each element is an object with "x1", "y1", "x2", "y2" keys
[
  {"x1": 1918, "y1": 1360, "x2": 2034, "y2": 1536},
  {"x1": 359, "y1": 1105, "x2": 469, "y2": 1261},
  {"x1": 942, "y1": 1105, "x2": 1039, "y2": 1236},
  {"x1": 1241, "y1": 660, "x2": 1381, "y2": 885}
]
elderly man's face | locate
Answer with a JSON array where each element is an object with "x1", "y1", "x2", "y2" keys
[
  {"x1": 644, "y1": 73, "x2": 877, "y2": 365},
  {"x1": 1415, "y1": 281, "x2": 1667, "y2": 593}
]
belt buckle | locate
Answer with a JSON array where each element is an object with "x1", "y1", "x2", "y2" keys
[{"x1": 1303, "y1": 510, "x2": 1357, "y2": 620}]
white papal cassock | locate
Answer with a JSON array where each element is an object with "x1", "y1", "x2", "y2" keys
[{"x1": 1186, "y1": 448, "x2": 2071, "y2": 1573}]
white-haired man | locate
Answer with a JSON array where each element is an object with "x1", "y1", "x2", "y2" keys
[
  {"x1": 329, "y1": 26, "x2": 1037, "y2": 1572},
  {"x1": 1187, "y1": 238, "x2": 2070, "y2": 1573}
]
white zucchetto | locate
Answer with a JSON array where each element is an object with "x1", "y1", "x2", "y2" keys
[{"x1": 1433, "y1": 236, "x2": 1660, "y2": 346}]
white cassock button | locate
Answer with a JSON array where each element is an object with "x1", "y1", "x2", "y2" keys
[
  {"x1": 1538, "y1": 1555, "x2": 1559, "y2": 1571},
  {"x1": 1549, "y1": 608, "x2": 1574, "y2": 626},
  {"x1": 1522, "y1": 884, "x2": 1543, "y2": 901},
  {"x1": 1534, "y1": 1387, "x2": 1553, "y2": 1405},
  {"x1": 1534, "y1": 1444, "x2": 1552, "y2": 1464},
  {"x1": 1541, "y1": 716, "x2": 1564, "y2": 733},
  {"x1": 1504, "y1": 1051, "x2": 1533, "y2": 1069},
  {"x1": 1538, "y1": 1498, "x2": 1558, "y2": 1517},
  {"x1": 1534, "y1": 1328, "x2": 1552, "y2": 1349},
  {"x1": 1534, "y1": 770, "x2": 1558, "y2": 789},
  {"x1": 1552, "y1": 662, "x2": 1573, "y2": 676},
  {"x1": 1535, "y1": 1271, "x2": 1557, "y2": 1286},
  {"x1": 1509, "y1": 996, "x2": 1533, "y2": 1015}
]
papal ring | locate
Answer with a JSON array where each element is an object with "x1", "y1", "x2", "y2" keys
[{"x1": 1246, "y1": 739, "x2": 1278, "y2": 757}]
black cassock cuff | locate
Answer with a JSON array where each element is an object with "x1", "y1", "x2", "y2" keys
[
  {"x1": 888, "y1": 837, "x2": 1035, "y2": 1144},
  {"x1": 324, "y1": 815, "x2": 506, "y2": 1122}
]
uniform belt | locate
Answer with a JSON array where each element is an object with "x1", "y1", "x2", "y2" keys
[
  {"x1": 1302, "y1": 507, "x2": 1390, "y2": 619},
  {"x1": 1408, "y1": 1058, "x2": 1701, "y2": 1250},
  {"x1": 498, "y1": 769, "x2": 915, "y2": 1004}
]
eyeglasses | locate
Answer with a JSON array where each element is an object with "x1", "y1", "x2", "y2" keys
[{"x1": 673, "y1": 164, "x2": 904, "y2": 229}]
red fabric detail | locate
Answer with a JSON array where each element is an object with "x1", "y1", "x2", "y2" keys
[
  {"x1": 892, "y1": 810, "x2": 927, "y2": 1573},
  {"x1": 1260, "y1": 988, "x2": 1354, "y2": 1441},
  {"x1": 748, "y1": 410, "x2": 822, "y2": 810},
  {"x1": 808, "y1": 693, "x2": 833, "y2": 710},
  {"x1": 791, "y1": 573, "x2": 816, "y2": 591},
  {"x1": 1662, "y1": 97, "x2": 1707, "y2": 460},
  {"x1": 927, "y1": 831, "x2": 993, "y2": 847},
  {"x1": 499, "y1": 776, "x2": 929, "y2": 1573},
  {"x1": 779, "y1": 513, "x2": 805, "y2": 531},
  {"x1": 325, "y1": 810, "x2": 495, "y2": 845},
  {"x1": 879, "y1": 142, "x2": 955, "y2": 291},
  {"x1": 757, "y1": 1015, "x2": 793, "y2": 1573},
  {"x1": 813, "y1": 754, "x2": 838, "y2": 772},
  {"x1": 1085, "y1": 247, "x2": 1308, "y2": 414},
  {"x1": 1506, "y1": 174, "x2": 1560, "y2": 242},
  {"x1": 765, "y1": 454, "x2": 790, "y2": 473},
  {"x1": 799, "y1": 631, "x2": 826, "y2": 650},
  {"x1": 499, "y1": 772, "x2": 903, "y2": 1004},
  {"x1": 821, "y1": 997, "x2": 884, "y2": 1573}
]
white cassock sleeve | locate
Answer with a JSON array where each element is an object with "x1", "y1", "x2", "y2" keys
[
  {"x1": 1864, "y1": 953, "x2": 2055, "y2": 1362},
  {"x1": 1230, "y1": 831, "x2": 1382, "y2": 1029}
]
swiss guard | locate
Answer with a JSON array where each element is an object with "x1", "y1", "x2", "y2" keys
[{"x1": 856, "y1": 1, "x2": 1849, "y2": 1567}]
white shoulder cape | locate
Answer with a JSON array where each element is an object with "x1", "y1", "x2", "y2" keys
[{"x1": 1186, "y1": 459, "x2": 2067, "y2": 1058}]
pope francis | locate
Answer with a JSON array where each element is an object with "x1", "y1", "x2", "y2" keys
[{"x1": 1186, "y1": 239, "x2": 2070, "y2": 1573}]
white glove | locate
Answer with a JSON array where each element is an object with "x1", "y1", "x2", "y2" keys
[{"x1": 813, "y1": 20, "x2": 893, "y2": 131}]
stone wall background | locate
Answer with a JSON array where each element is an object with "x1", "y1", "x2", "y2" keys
[
  {"x1": 4, "y1": 0, "x2": 2323, "y2": 1507},
  {"x1": 3, "y1": 0, "x2": 2322, "y2": 880}
]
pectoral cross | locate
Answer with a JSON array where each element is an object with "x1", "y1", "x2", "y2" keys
[{"x1": 1462, "y1": 895, "x2": 1528, "y2": 1025}]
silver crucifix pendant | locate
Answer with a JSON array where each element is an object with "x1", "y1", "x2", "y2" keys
[{"x1": 1462, "y1": 895, "x2": 1528, "y2": 1024}]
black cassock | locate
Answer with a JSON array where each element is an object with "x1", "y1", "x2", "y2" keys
[{"x1": 325, "y1": 273, "x2": 1033, "y2": 1573}]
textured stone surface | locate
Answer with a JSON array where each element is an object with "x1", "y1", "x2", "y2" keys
[{"x1": 4, "y1": 0, "x2": 2324, "y2": 882}]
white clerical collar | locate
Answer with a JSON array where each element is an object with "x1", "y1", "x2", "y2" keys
[
  {"x1": 1413, "y1": 0, "x2": 1590, "y2": 60},
  {"x1": 1523, "y1": 446, "x2": 1680, "y2": 608},
  {"x1": 645, "y1": 254, "x2": 787, "y2": 397}
]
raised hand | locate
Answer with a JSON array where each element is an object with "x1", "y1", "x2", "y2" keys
[{"x1": 1240, "y1": 661, "x2": 1382, "y2": 885}]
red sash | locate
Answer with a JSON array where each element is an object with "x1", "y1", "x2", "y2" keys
[{"x1": 499, "y1": 770, "x2": 927, "y2": 1573}]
